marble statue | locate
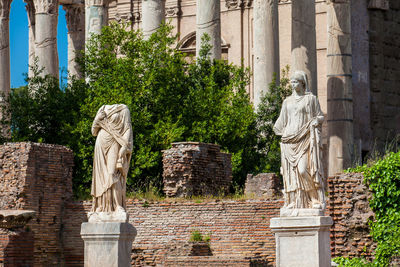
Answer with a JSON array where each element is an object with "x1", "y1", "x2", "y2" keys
[
  {"x1": 90, "y1": 104, "x2": 133, "y2": 216},
  {"x1": 273, "y1": 71, "x2": 325, "y2": 213}
]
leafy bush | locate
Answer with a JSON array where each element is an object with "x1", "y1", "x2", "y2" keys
[
  {"x1": 333, "y1": 257, "x2": 373, "y2": 267},
  {"x1": 4, "y1": 22, "x2": 289, "y2": 199},
  {"x1": 72, "y1": 22, "x2": 257, "y2": 196},
  {"x1": 347, "y1": 151, "x2": 400, "y2": 266}
]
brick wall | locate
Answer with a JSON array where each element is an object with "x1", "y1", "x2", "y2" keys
[
  {"x1": 327, "y1": 173, "x2": 375, "y2": 261},
  {"x1": 0, "y1": 142, "x2": 377, "y2": 266},
  {"x1": 163, "y1": 142, "x2": 232, "y2": 197},
  {"x1": 0, "y1": 142, "x2": 74, "y2": 266},
  {"x1": 368, "y1": 0, "x2": 400, "y2": 148},
  {"x1": 0, "y1": 228, "x2": 34, "y2": 266},
  {"x1": 63, "y1": 200, "x2": 282, "y2": 266}
]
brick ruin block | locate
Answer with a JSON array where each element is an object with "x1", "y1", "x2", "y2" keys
[
  {"x1": 162, "y1": 142, "x2": 232, "y2": 197},
  {"x1": 0, "y1": 210, "x2": 35, "y2": 267},
  {"x1": 327, "y1": 173, "x2": 376, "y2": 261},
  {"x1": 244, "y1": 173, "x2": 282, "y2": 199},
  {"x1": 0, "y1": 142, "x2": 74, "y2": 266}
]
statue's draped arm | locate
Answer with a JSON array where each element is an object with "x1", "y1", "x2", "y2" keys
[{"x1": 273, "y1": 99, "x2": 288, "y2": 136}]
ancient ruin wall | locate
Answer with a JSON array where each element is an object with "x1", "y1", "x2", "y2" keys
[
  {"x1": 327, "y1": 173, "x2": 375, "y2": 261},
  {"x1": 369, "y1": 0, "x2": 400, "y2": 147},
  {"x1": 0, "y1": 142, "x2": 74, "y2": 266},
  {"x1": 163, "y1": 142, "x2": 232, "y2": 197},
  {"x1": 0, "y1": 143, "x2": 376, "y2": 266},
  {"x1": 63, "y1": 200, "x2": 281, "y2": 266}
]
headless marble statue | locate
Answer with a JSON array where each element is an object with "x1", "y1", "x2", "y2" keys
[
  {"x1": 88, "y1": 104, "x2": 133, "y2": 222},
  {"x1": 273, "y1": 71, "x2": 325, "y2": 216}
]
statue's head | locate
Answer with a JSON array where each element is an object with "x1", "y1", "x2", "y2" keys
[{"x1": 290, "y1": 70, "x2": 310, "y2": 94}]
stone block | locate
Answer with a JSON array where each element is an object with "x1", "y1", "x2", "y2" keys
[
  {"x1": 81, "y1": 222, "x2": 137, "y2": 267},
  {"x1": 270, "y1": 216, "x2": 333, "y2": 267},
  {"x1": 244, "y1": 173, "x2": 282, "y2": 199},
  {"x1": 162, "y1": 142, "x2": 232, "y2": 197}
]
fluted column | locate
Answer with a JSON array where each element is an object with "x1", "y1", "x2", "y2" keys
[
  {"x1": 24, "y1": 0, "x2": 36, "y2": 77},
  {"x1": 142, "y1": 0, "x2": 165, "y2": 39},
  {"x1": 327, "y1": 0, "x2": 353, "y2": 175},
  {"x1": 64, "y1": 4, "x2": 85, "y2": 78},
  {"x1": 196, "y1": 0, "x2": 221, "y2": 60},
  {"x1": 85, "y1": 0, "x2": 109, "y2": 42},
  {"x1": 0, "y1": 0, "x2": 12, "y2": 138},
  {"x1": 253, "y1": 0, "x2": 280, "y2": 109},
  {"x1": 291, "y1": 0, "x2": 317, "y2": 95},
  {"x1": 33, "y1": 0, "x2": 59, "y2": 78}
]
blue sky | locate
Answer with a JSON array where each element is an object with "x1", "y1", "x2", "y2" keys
[{"x1": 9, "y1": 0, "x2": 68, "y2": 88}]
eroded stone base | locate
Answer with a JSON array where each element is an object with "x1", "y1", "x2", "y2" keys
[
  {"x1": 270, "y1": 216, "x2": 333, "y2": 267},
  {"x1": 81, "y1": 222, "x2": 136, "y2": 267}
]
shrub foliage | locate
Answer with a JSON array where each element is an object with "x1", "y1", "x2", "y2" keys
[{"x1": 3, "y1": 22, "x2": 289, "y2": 198}]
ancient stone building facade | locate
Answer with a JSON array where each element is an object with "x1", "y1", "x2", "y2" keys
[{"x1": 0, "y1": 0, "x2": 399, "y2": 173}]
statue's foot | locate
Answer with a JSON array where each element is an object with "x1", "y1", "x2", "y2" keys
[
  {"x1": 285, "y1": 203, "x2": 295, "y2": 209},
  {"x1": 115, "y1": 206, "x2": 126, "y2": 213},
  {"x1": 311, "y1": 201, "x2": 322, "y2": 209}
]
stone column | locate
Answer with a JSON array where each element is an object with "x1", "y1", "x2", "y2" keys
[
  {"x1": 64, "y1": 4, "x2": 85, "y2": 78},
  {"x1": 33, "y1": 0, "x2": 59, "y2": 78},
  {"x1": 142, "y1": 0, "x2": 165, "y2": 39},
  {"x1": 196, "y1": 0, "x2": 221, "y2": 60},
  {"x1": 291, "y1": 0, "x2": 318, "y2": 95},
  {"x1": 0, "y1": 0, "x2": 12, "y2": 138},
  {"x1": 24, "y1": 0, "x2": 35, "y2": 77},
  {"x1": 253, "y1": 0, "x2": 280, "y2": 109},
  {"x1": 327, "y1": 0, "x2": 353, "y2": 175},
  {"x1": 85, "y1": 0, "x2": 109, "y2": 42}
]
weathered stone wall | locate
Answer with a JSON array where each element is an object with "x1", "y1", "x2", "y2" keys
[
  {"x1": 244, "y1": 173, "x2": 282, "y2": 199},
  {"x1": 163, "y1": 142, "x2": 232, "y2": 197},
  {"x1": 368, "y1": 0, "x2": 400, "y2": 148},
  {"x1": 327, "y1": 173, "x2": 375, "y2": 261},
  {"x1": 0, "y1": 142, "x2": 74, "y2": 266}
]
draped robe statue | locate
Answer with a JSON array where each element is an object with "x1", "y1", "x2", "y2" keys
[
  {"x1": 273, "y1": 71, "x2": 325, "y2": 212},
  {"x1": 90, "y1": 104, "x2": 133, "y2": 214}
]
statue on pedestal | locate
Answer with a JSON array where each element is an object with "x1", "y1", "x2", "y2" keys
[
  {"x1": 88, "y1": 104, "x2": 133, "y2": 222},
  {"x1": 273, "y1": 71, "x2": 325, "y2": 215},
  {"x1": 81, "y1": 104, "x2": 136, "y2": 267}
]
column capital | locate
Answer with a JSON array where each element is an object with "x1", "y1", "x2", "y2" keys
[
  {"x1": 63, "y1": 4, "x2": 84, "y2": 32},
  {"x1": 33, "y1": 0, "x2": 59, "y2": 14},
  {"x1": 0, "y1": 0, "x2": 13, "y2": 19},
  {"x1": 24, "y1": 0, "x2": 36, "y2": 25}
]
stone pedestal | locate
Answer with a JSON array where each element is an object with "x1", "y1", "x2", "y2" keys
[
  {"x1": 270, "y1": 216, "x2": 333, "y2": 267},
  {"x1": 81, "y1": 222, "x2": 137, "y2": 267}
]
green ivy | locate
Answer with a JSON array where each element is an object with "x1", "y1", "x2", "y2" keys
[{"x1": 345, "y1": 151, "x2": 400, "y2": 266}]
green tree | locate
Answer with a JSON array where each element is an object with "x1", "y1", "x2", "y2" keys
[
  {"x1": 72, "y1": 22, "x2": 258, "y2": 196},
  {"x1": 256, "y1": 66, "x2": 291, "y2": 174}
]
